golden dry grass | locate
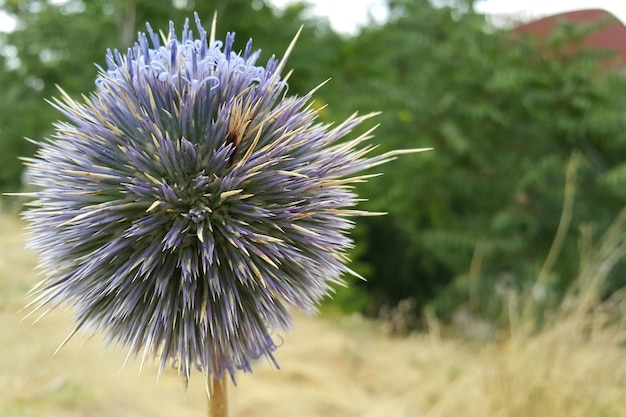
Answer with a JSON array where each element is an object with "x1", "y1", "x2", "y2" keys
[{"x1": 1, "y1": 212, "x2": 626, "y2": 417}]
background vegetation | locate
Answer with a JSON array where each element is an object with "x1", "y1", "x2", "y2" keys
[{"x1": 1, "y1": 0, "x2": 626, "y2": 327}]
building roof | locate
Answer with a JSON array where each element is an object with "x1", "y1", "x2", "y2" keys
[{"x1": 513, "y1": 9, "x2": 626, "y2": 66}]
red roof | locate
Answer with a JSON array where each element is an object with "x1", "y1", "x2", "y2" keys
[{"x1": 514, "y1": 9, "x2": 626, "y2": 66}]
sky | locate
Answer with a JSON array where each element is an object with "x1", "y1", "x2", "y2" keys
[
  {"x1": 474, "y1": 0, "x2": 626, "y2": 24},
  {"x1": 2, "y1": 1, "x2": 626, "y2": 34},
  {"x1": 268, "y1": 0, "x2": 626, "y2": 33},
  {"x1": 0, "y1": 11, "x2": 14, "y2": 32},
  {"x1": 267, "y1": 0, "x2": 388, "y2": 33}
]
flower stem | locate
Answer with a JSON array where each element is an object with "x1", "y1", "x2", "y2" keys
[{"x1": 209, "y1": 374, "x2": 229, "y2": 417}]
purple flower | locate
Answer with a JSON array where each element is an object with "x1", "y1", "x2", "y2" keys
[{"x1": 22, "y1": 14, "x2": 424, "y2": 385}]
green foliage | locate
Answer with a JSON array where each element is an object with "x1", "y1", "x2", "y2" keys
[
  {"x1": 2, "y1": 0, "x2": 626, "y2": 320},
  {"x1": 321, "y1": 0, "x2": 626, "y2": 316}
]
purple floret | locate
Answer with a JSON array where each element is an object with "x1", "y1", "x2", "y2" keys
[{"x1": 22, "y1": 13, "x2": 423, "y2": 385}]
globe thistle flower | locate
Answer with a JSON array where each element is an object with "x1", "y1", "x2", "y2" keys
[{"x1": 22, "y1": 14, "x2": 424, "y2": 386}]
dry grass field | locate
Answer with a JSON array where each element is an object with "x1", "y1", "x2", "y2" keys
[{"x1": 2, "y1": 212, "x2": 626, "y2": 417}]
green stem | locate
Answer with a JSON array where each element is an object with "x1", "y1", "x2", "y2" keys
[{"x1": 209, "y1": 374, "x2": 229, "y2": 417}]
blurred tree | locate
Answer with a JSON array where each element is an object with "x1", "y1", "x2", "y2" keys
[{"x1": 323, "y1": 0, "x2": 626, "y2": 318}]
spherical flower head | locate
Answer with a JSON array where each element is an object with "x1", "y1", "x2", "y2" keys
[{"x1": 23, "y1": 14, "x2": 422, "y2": 385}]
